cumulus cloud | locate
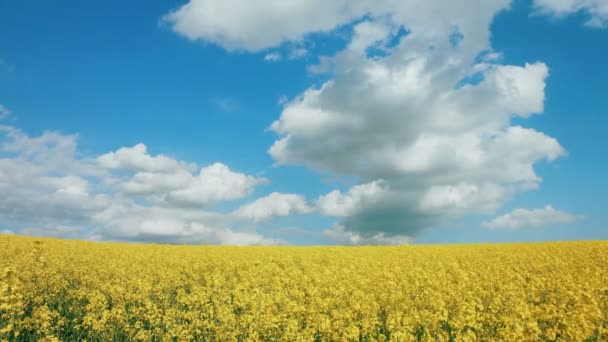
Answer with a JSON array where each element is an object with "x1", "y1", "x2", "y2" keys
[
  {"x1": 348, "y1": 19, "x2": 394, "y2": 54},
  {"x1": 5, "y1": 0, "x2": 579, "y2": 245},
  {"x1": 534, "y1": 0, "x2": 608, "y2": 28},
  {"x1": 270, "y1": 61, "x2": 562, "y2": 240},
  {"x1": 0, "y1": 126, "x2": 111, "y2": 230},
  {"x1": 324, "y1": 223, "x2": 412, "y2": 245},
  {"x1": 93, "y1": 199, "x2": 282, "y2": 245},
  {"x1": 307, "y1": 56, "x2": 334, "y2": 75},
  {"x1": 120, "y1": 170, "x2": 193, "y2": 195},
  {"x1": 164, "y1": 0, "x2": 517, "y2": 52},
  {"x1": 97, "y1": 143, "x2": 192, "y2": 173},
  {"x1": 233, "y1": 192, "x2": 314, "y2": 223},
  {"x1": 164, "y1": 163, "x2": 265, "y2": 207},
  {"x1": 0, "y1": 126, "x2": 277, "y2": 245},
  {"x1": 482, "y1": 205, "x2": 583, "y2": 229},
  {"x1": 164, "y1": 0, "x2": 367, "y2": 51},
  {"x1": 418, "y1": 183, "x2": 508, "y2": 213},
  {"x1": 317, "y1": 181, "x2": 387, "y2": 217},
  {"x1": 98, "y1": 143, "x2": 265, "y2": 207},
  {"x1": 164, "y1": 0, "x2": 572, "y2": 243},
  {"x1": 247, "y1": 1, "x2": 566, "y2": 242}
]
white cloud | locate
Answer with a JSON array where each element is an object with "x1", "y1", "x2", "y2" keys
[
  {"x1": 307, "y1": 56, "x2": 334, "y2": 75},
  {"x1": 120, "y1": 170, "x2": 193, "y2": 195},
  {"x1": 97, "y1": 143, "x2": 192, "y2": 173},
  {"x1": 317, "y1": 181, "x2": 387, "y2": 217},
  {"x1": 490, "y1": 63, "x2": 550, "y2": 117},
  {"x1": 0, "y1": 104, "x2": 10, "y2": 120},
  {"x1": 233, "y1": 192, "x2": 314, "y2": 223},
  {"x1": 164, "y1": 0, "x2": 367, "y2": 51},
  {"x1": 164, "y1": 163, "x2": 265, "y2": 206},
  {"x1": 0, "y1": 126, "x2": 111, "y2": 229},
  {"x1": 419, "y1": 183, "x2": 508, "y2": 213},
  {"x1": 3, "y1": 0, "x2": 580, "y2": 245},
  {"x1": 324, "y1": 223, "x2": 412, "y2": 245},
  {"x1": 261, "y1": 2, "x2": 565, "y2": 241},
  {"x1": 348, "y1": 19, "x2": 393, "y2": 53},
  {"x1": 164, "y1": 0, "x2": 511, "y2": 52},
  {"x1": 98, "y1": 143, "x2": 266, "y2": 207},
  {"x1": 482, "y1": 205, "x2": 583, "y2": 229},
  {"x1": 269, "y1": 59, "x2": 562, "y2": 240},
  {"x1": 166, "y1": 0, "x2": 549, "y2": 242},
  {"x1": 264, "y1": 53, "x2": 281, "y2": 62},
  {"x1": 93, "y1": 200, "x2": 283, "y2": 245},
  {"x1": 0, "y1": 125, "x2": 277, "y2": 245},
  {"x1": 534, "y1": 0, "x2": 608, "y2": 28}
]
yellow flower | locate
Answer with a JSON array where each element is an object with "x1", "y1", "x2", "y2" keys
[{"x1": 0, "y1": 235, "x2": 606, "y2": 341}]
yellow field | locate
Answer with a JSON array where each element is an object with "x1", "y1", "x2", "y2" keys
[{"x1": 1, "y1": 235, "x2": 607, "y2": 341}]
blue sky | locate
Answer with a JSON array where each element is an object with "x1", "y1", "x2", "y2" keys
[{"x1": 0, "y1": 0, "x2": 606, "y2": 245}]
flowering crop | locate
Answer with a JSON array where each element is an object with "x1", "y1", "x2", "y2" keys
[{"x1": 1, "y1": 235, "x2": 607, "y2": 341}]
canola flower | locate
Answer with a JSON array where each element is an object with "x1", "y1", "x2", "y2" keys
[{"x1": 1, "y1": 235, "x2": 607, "y2": 341}]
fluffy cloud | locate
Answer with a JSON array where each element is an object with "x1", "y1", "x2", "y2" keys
[
  {"x1": 4, "y1": 1, "x2": 580, "y2": 245},
  {"x1": 324, "y1": 223, "x2": 413, "y2": 245},
  {"x1": 163, "y1": 0, "x2": 560, "y2": 242},
  {"x1": 257, "y1": 2, "x2": 566, "y2": 242},
  {"x1": 120, "y1": 170, "x2": 193, "y2": 195},
  {"x1": 270, "y1": 63, "x2": 556, "y2": 180},
  {"x1": 419, "y1": 183, "x2": 508, "y2": 213},
  {"x1": 97, "y1": 143, "x2": 192, "y2": 173},
  {"x1": 348, "y1": 19, "x2": 394, "y2": 54},
  {"x1": 270, "y1": 63, "x2": 562, "y2": 240},
  {"x1": 164, "y1": 0, "x2": 513, "y2": 52},
  {"x1": 164, "y1": 0, "x2": 366, "y2": 51},
  {"x1": 534, "y1": 0, "x2": 608, "y2": 28},
  {"x1": 482, "y1": 205, "x2": 583, "y2": 229},
  {"x1": 0, "y1": 126, "x2": 277, "y2": 245},
  {"x1": 233, "y1": 192, "x2": 313, "y2": 223},
  {"x1": 164, "y1": 163, "x2": 265, "y2": 206},
  {"x1": 317, "y1": 181, "x2": 387, "y2": 217},
  {"x1": 93, "y1": 199, "x2": 282, "y2": 245},
  {"x1": 0, "y1": 126, "x2": 111, "y2": 231},
  {"x1": 99, "y1": 144, "x2": 265, "y2": 207}
]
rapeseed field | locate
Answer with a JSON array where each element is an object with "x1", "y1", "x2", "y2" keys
[{"x1": 1, "y1": 235, "x2": 606, "y2": 341}]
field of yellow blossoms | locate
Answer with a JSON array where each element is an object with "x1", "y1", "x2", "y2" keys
[{"x1": 1, "y1": 235, "x2": 607, "y2": 341}]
